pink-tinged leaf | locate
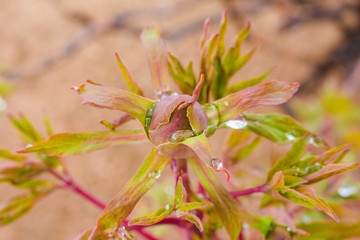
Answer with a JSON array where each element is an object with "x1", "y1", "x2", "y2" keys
[
  {"x1": 215, "y1": 11, "x2": 228, "y2": 58},
  {"x1": 276, "y1": 188, "x2": 318, "y2": 209},
  {"x1": 115, "y1": 53, "x2": 144, "y2": 96},
  {"x1": 200, "y1": 17, "x2": 211, "y2": 48},
  {"x1": 188, "y1": 156, "x2": 241, "y2": 239},
  {"x1": 129, "y1": 204, "x2": 174, "y2": 226},
  {"x1": 100, "y1": 114, "x2": 134, "y2": 131},
  {"x1": 296, "y1": 185, "x2": 339, "y2": 222},
  {"x1": 141, "y1": 27, "x2": 170, "y2": 96},
  {"x1": 303, "y1": 163, "x2": 360, "y2": 185},
  {"x1": 311, "y1": 143, "x2": 354, "y2": 164},
  {"x1": 72, "y1": 82, "x2": 155, "y2": 127},
  {"x1": 266, "y1": 171, "x2": 284, "y2": 191},
  {"x1": 0, "y1": 149, "x2": 25, "y2": 162},
  {"x1": 18, "y1": 130, "x2": 147, "y2": 156},
  {"x1": 178, "y1": 212, "x2": 204, "y2": 232},
  {"x1": 177, "y1": 202, "x2": 207, "y2": 212},
  {"x1": 213, "y1": 80, "x2": 299, "y2": 125},
  {"x1": 174, "y1": 176, "x2": 187, "y2": 208},
  {"x1": 97, "y1": 148, "x2": 171, "y2": 236}
]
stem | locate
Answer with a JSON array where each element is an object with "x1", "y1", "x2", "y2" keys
[
  {"x1": 50, "y1": 169, "x2": 106, "y2": 209},
  {"x1": 230, "y1": 183, "x2": 267, "y2": 198}
]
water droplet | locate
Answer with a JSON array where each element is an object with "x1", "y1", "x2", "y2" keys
[
  {"x1": 169, "y1": 130, "x2": 195, "y2": 143},
  {"x1": 286, "y1": 226, "x2": 292, "y2": 232},
  {"x1": 223, "y1": 101, "x2": 230, "y2": 107},
  {"x1": 165, "y1": 204, "x2": 171, "y2": 211},
  {"x1": 0, "y1": 96, "x2": 7, "y2": 112},
  {"x1": 309, "y1": 135, "x2": 323, "y2": 147},
  {"x1": 26, "y1": 144, "x2": 33, "y2": 148},
  {"x1": 121, "y1": 226, "x2": 126, "y2": 230},
  {"x1": 149, "y1": 170, "x2": 160, "y2": 179},
  {"x1": 338, "y1": 185, "x2": 358, "y2": 198},
  {"x1": 224, "y1": 119, "x2": 247, "y2": 129},
  {"x1": 210, "y1": 158, "x2": 223, "y2": 170},
  {"x1": 285, "y1": 132, "x2": 296, "y2": 142}
]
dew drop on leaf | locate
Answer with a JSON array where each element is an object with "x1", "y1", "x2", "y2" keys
[
  {"x1": 286, "y1": 226, "x2": 292, "y2": 232},
  {"x1": 149, "y1": 170, "x2": 161, "y2": 179},
  {"x1": 169, "y1": 130, "x2": 195, "y2": 143},
  {"x1": 0, "y1": 96, "x2": 7, "y2": 112},
  {"x1": 210, "y1": 158, "x2": 224, "y2": 170},
  {"x1": 224, "y1": 119, "x2": 247, "y2": 129},
  {"x1": 285, "y1": 132, "x2": 296, "y2": 141},
  {"x1": 165, "y1": 204, "x2": 171, "y2": 211},
  {"x1": 338, "y1": 185, "x2": 358, "y2": 198},
  {"x1": 223, "y1": 101, "x2": 230, "y2": 107},
  {"x1": 308, "y1": 135, "x2": 323, "y2": 147}
]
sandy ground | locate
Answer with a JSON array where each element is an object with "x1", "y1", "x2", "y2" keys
[{"x1": 0, "y1": 0, "x2": 358, "y2": 239}]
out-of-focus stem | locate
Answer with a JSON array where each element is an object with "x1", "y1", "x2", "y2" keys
[{"x1": 231, "y1": 183, "x2": 267, "y2": 198}]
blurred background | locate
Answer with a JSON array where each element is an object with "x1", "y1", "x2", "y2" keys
[{"x1": 0, "y1": 0, "x2": 359, "y2": 239}]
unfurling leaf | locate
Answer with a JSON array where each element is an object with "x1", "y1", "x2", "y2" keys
[
  {"x1": 213, "y1": 80, "x2": 299, "y2": 125},
  {"x1": 18, "y1": 129, "x2": 147, "y2": 156},
  {"x1": 188, "y1": 156, "x2": 241, "y2": 239},
  {"x1": 97, "y1": 148, "x2": 171, "y2": 236},
  {"x1": 174, "y1": 176, "x2": 187, "y2": 208},
  {"x1": 0, "y1": 149, "x2": 25, "y2": 162},
  {"x1": 115, "y1": 53, "x2": 144, "y2": 96},
  {"x1": 141, "y1": 27, "x2": 170, "y2": 95},
  {"x1": 72, "y1": 82, "x2": 155, "y2": 127}
]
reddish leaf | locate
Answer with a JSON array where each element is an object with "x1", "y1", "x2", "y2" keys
[
  {"x1": 213, "y1": 80, "x2": 299, "y2": 125},
  {"x1": 72, "y1": 82, "x2": 155, "y2": 127}
]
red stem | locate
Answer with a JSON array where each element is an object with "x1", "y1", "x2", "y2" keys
[{"x1": 230, "y1": 183, "x2": 267, "y2": 198}]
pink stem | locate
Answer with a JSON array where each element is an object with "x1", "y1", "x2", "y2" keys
[
  {"x1": 230, "y1": 183, "x2": 267, "y2": 198},
  {"x1": 50, "y1": 169, "x2": 106, "y2": 209}
]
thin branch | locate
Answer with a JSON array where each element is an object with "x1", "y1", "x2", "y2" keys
[{"x1": 230, "y1": 183, "x2": 267, "y2": 198}]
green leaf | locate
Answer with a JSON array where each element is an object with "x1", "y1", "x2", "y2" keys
[
  {"x1": 0, "y1": 78, "x2": 14, "y2": 95},
  {"x1": 284, "y1": 175, "x2": 307, "y2": 187},
  {"x1": 303, "y1": 163, "x2": 360, "y2": 185},
  {"x1": 10, "y1": 115, "x2": 43, "y2": 143},
  {"x1": 203, "y1": 104, "x2": 220, "y2": 136},
  {"x1": 215, "y1": 11, "x2": 227, "y2": 58},
  {"x1": 213, "y1": 80, "x2": 299, "y2": 125},
  {"x1": 97, "y1": 148, "x2": 171, "y2": 236},
  {"x1": 212, "y1": 57, "x2": 227, "y2": 100},
  {"x1": 168, "y1": 53, "x2": 196, "y2": 95},
  {"x1": 115, "y1": 53, "x2": 144, "y2": 96},
  {"x1": 297, "y1": 221, "x2": 360, "y2": 239},
  {"x1": 141, "y1": 27, "x2": 170, "y2": 95},
  {"x1": 236, "y1": 113, "x2": 308, "y2": 144},
  {"x1": 188, "y1": 156, "x2": 241, "y2": 239},
  {"x1": 178, "y1": 212, "x2": 203, "y2": 232},
  {"x1": 178, "y1": 202, "x2": 207, "y2": 212},
  {"x1": 174, "y1": 176, "x2": 186, "y2": 208},
  {"x1": 0, "y1": 162, "x2": 45, "y2": 183},
  {"x1": 226, "y1": 69, "x2": 272, "y2": 95},
  {"x1": 18, "y1": 129, "x2": 147, "y2": 156},
  {"x1": 13, "y1": 179, "x2": 55, "y2": 190},
  {"x1": 277, "y1": 188, "x2": 318, "y2": 209},
  {"x1": 267, "y1": 136, "x2": 308, "y2": 181},
  {"x1": 0, "y1": 149, "x2": 25, "y2": 162},
  {"x1": 72, "y1": 82, "x2": 155, "y2": 128},
  {"x1": 0, "y1": 193, "x2": 35, "y2": 225},
  {"x1": 129, "y1": 204, "x2": 174, "y2": 226}
]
